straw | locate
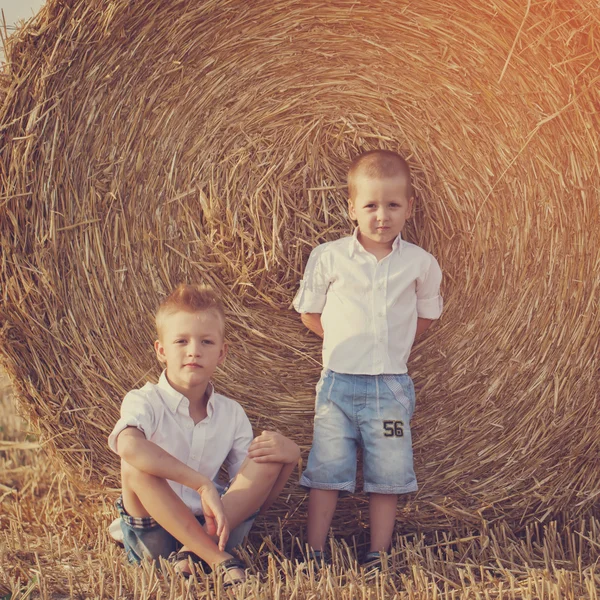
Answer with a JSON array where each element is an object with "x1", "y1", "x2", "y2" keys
[
  {"x1": 1, "y1": 0, "x2": 599, "y2": 534},
  {"x1": 3, "y1": 378, "x2": 600, "y2": 600}
]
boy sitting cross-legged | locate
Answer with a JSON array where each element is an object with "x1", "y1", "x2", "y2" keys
[{"x1": 108, "y1": 284, "x2": 300, "y2": 583}]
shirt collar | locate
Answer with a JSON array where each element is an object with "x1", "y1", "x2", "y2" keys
[
  {"x1": 157, "y1": 370, "x2": 215, "y2": 415},
  {"x1": 348, "y1": 227, "x2": 403, "y2": 258}
]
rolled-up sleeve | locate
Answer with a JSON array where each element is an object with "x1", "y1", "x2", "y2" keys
[
  {"x1": 416, "y1": 255, "x2": 443, "y2": 319},
  {"x1": 225, "y1": 408, "x2": 254, "y2": 478},
  {"x1": 293, "y1": 245, "x2": 331, "y2": 314},
  {"x1": 108, "y1": 390, "x2": 156, "y2": 454}
]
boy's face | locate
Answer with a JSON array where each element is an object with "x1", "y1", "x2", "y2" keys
[
  {"x1": 154, "y1": 309, "x2": 227, "y2": 392},
  {"x1": 348, "y1": 173, "x2": 414, "y2": 249}
]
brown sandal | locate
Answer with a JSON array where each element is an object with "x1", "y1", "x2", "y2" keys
[
  {"x1": 168, "y1": 550, "x2": 210, "y2": 578},
  {"x1": 214, "y1": 557, "x2": 247, "y2": 588}
]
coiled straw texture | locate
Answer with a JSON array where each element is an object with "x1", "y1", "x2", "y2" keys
[{"x1": 1, "y1": 0, "x2": 599, "y2": 533}]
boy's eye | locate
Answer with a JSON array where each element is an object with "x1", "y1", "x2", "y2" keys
[
  {"x1": 202, "y1": 339, "x2": 214, "y2": 345},
  {"x1": 175, "y1": 339, "x2": 186, "y2": 344}
]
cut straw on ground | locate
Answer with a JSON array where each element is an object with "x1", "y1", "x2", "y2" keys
[{"x1": 3, "y1": 373, "x2": 600, "y2": 598}]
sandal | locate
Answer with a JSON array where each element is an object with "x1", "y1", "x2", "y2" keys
[
  {"x1": 213, "y1": 557, "x2": 247, "y2": 589},
  {"x1": 361, "y1": 551, "x2": 384, "y2": 572},
  {"x1": 298, "y1": 549, "x2": 330, "y2": 571},
  {"x1": 168, "y1": 550, "x2": 210, "y2": 579},
  {"x1": 309, "y1": 549, "x2": 329, "y2": 565}
]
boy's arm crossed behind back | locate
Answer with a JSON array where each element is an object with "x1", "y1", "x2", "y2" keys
[
  {"x1": 415, "y1": 317, "x2": 434, "y2": 338},
  {"x1": 294, "y1": 245, "x2": 330, "y2": 337},
  {"x1": 300, "y1": 313, "x2": 324, "y2": 338},
  {"x1": 415, "y1": 255, "x2": 443, "y2": 329}
]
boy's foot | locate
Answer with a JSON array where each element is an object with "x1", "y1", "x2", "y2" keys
[
  {"x1": 108, "y1": 517, "x2": 124, "y2": 546},
  {"x1": 361, "y1": 551, "x2": 384, "y2": 572},
  {"x1": 213, "y1": 557, "x2": 247, "y2": 588},
  {"x1": 169, "y1": 552, "x2": 246, "y2": 585},
  {"x1": 169, "y1": 550, "x2": 210, "y2": 578},
  {"x1": 305, "y1": 549, "x2": 330, "y2": 570}
]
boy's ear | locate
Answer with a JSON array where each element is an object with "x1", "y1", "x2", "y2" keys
[
  {"x1": 348, "y1": 199, "x2": 357, "y2": 220},
  {"x1": 154, "y1": 339, "x2": 167, "y2": 364},
  {"x1": 217, "y1": 341, "x2": 229, "y2": 366}
]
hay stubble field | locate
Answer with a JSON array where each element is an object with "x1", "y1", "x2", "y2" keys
[{"x1": 2, "y1": 371, "x2": 600, "y2": 599}]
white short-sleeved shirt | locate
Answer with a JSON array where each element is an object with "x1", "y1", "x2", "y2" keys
[
  {"x1": 108, "y1": 371, "x2": 253, "y2": 515},
  {"x1": 293, "y1": 230, "x2": 443, "y2": 375}
]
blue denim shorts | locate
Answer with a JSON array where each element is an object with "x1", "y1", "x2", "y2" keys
[
  {"x1": 116, "y1": 484, "x2": 256, "y2": 564},
  {"x1": 301, "y1": 369, "x2": 417, "y2": 495}
]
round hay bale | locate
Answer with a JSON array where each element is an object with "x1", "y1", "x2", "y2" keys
[{"x1": 1, "y1": 0, "x2": 599, "y2": 534}]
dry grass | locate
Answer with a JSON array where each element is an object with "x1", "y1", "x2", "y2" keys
[
  {"x1": 1, "y1": 0, "x2": 600, "y2": 534},
  {"x1": 2, "y1": 3, "x2": 600, "y2": 596},
  {"x1": 2, "y1": 372, "x2": 600, "y2": 599}
]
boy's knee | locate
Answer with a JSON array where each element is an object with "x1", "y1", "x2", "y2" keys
[
  {"x1": 246, "y1": 457, "x2": 281, "y2": 480},
  {"x1": 121, "y1": 460, "x2": 161, "y2": 487}
]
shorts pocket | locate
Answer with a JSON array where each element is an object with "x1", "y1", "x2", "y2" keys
[
  {"x1": 315, "y1": 369, "x2": 335, "y2": 414},
  {"x1": 382, "y1": 375, "x2": 415, "y2": 418},
  {"x1": 315, "y1": 369, "x2": 329, "y2": 396}
]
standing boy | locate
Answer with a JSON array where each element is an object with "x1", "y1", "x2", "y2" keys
[
  {"x1": 293, "y1": 149, "x2": 443, "y2": 566},
  {"x1": 109, "y1": 284, "x2": 300, "y2": 583}
]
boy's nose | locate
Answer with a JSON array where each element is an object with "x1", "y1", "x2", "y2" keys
[{"x1": 188, "y1": 343, "x2": 202, "y2": 356}]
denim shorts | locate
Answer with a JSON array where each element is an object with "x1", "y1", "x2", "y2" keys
[
  {"x1": 116, "y1": 484, "x2": 256, "y2": 564},
  {"x1": 301, "y1": 369, "x2": 417, "y2": 495}
]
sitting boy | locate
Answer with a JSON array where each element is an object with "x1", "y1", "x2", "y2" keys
[
  {"x1": 293, "y1": 149, "x2": 443, "y2": 566},
  {"x1": 108, "y1": 284, "x2": 300, "y2": 582}
]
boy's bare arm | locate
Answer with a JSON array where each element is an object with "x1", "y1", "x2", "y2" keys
[
  {"x1": 416, "y1": 317, "x2": 434, "y2": 338},
  {"x1": 301, "y1": 313, "x2": 324, "y2": 338},
  {"x1": 117, "y1": 427, "x2": 230, "y2": 549},
  {"x1": 117, "y1": 427, "x2": 214, "y2": 492}
]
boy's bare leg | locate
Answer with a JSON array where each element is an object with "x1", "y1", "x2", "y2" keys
[
  {"x1": 368, "y1": 493, "x2": 397, "y2": 552},
  {"x1": 121, "y1": 461, "x2": 233, "y2": 570},
  {"x1": 219, "y1": 458, "x2": 283, "y2": 527},
  {"x1": 306, "y1": 488, "x2": 339, "y2": 551}
]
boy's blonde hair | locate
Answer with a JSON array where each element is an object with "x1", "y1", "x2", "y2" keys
[
  {"x1": 347, "y1": 149, "x2": 413, "y2": 201},
  {"x1": 155, "y1": 284, "x2": 226, "y2": 338}
]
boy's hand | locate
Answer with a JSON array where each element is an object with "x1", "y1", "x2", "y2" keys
[
  {"x1": 248, "y1": 431, "x2": 301, "y2": 465},
  {"x1": 197, "y1": 483, "x2": 230, "y2": 551},
  {"x1": 300, "y1": 313, "x2": 324, "y2": 338}
]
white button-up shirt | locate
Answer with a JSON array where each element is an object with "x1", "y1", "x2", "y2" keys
[
  {"x1": 108, "y1": 371, "x2": 253, "y2": 515},
  {"x1": 293, "y1": 231, "x2": 443, "y2": 375}
]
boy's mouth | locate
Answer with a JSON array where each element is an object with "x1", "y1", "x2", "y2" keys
[{"x1": 184, "y1": 363, "x2": 203, "y2": 368}]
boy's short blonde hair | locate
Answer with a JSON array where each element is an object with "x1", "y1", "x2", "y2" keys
[
  {"x1": 347, "y1": 149, "x2": 413, "y2": 201},
  {"x1": 155, "y1": 284, "x2": 226, "y2": 339}
]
